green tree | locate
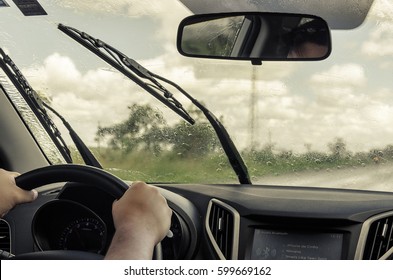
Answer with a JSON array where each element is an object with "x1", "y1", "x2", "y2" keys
[
  {"x1": 96, "y1": 104, "x2": 167, "y2": 154},
  {"x1": 96, "y1": 104, "x2": 221, "y2": 157},
  {"x1": 165, "y1": 108, "x2": 220, "y2": 158}
]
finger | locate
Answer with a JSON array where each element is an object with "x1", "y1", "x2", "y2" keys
[
  {"x1": 9, "y1": 171, "x2": 21, "y2": 177},
  {"x1": 130, "y1": 181, "x2": 143, "y2": 188},
  {"x1": 15, "y1": 189, "x2": 38, "y2": 204},
  {"x1": 1, "y1": 210, "x2": 9, "y2": 218},
  {"x1": 31, "y1": 189, "x2": 38, "y2": 200},
  {"x1": 111, "y1": 199, "x2": 119, "y2": 207}
]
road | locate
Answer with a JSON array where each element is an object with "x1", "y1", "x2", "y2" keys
[{"x1": 255, "y1": 163, "x2": 393, "y2": 192}]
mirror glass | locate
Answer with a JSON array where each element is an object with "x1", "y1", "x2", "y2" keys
[{"x1": 177, "y1": 13, "x2": 331, "y2": 61}]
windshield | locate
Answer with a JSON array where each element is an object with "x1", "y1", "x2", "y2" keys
[{"x1": 1, "y1": 0, "x2": 392, "y2": 191}]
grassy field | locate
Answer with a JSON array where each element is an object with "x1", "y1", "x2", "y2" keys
[
  {"x1": 71, "y1": 146, "x2": 385, "y2": 184},
  {"x1": 81, "y1": 105, "x2": 389, "y2": 184}
]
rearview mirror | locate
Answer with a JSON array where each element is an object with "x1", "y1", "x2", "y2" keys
[{"x1": 177, "y1": 12, "x2": 331, "y2": 64}]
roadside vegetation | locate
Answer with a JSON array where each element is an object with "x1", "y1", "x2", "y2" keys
[{"x1": 71, "y1": 104, "x2": 393, "y2": 183}]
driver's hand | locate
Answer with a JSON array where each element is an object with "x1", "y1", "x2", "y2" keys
[
  {"x1": 105, "y1": 181, "x2": 172, "y2": 259},
  {"x1": 0, "y1": 169, "x2": 38, "y2": 217}
]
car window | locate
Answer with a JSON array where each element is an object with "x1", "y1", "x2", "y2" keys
[{"x1": 0, "y1": 0, "x2": 392, "y2": 190}]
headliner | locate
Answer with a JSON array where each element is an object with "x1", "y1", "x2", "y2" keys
[{"x1": 179, "y1": 0, "x2": 374, "y2": 29}]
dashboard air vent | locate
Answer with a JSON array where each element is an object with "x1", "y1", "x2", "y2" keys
[
  {"x1": 363, "y1": 216, "x2": 393, "y2": 259},
  {"x1": 206, "y1": 199, "x2": 240, "y2": 259},
  {"x1": 0, "y1": 219, "x2": 11, "y2": 252}
]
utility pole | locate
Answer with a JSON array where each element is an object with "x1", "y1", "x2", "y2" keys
[{"x1": 249, "y1": 66, "x2": 258, "y2": 149}]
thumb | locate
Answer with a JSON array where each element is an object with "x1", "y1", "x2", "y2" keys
[
  {"x1": 15, "y1": 188, "x2": 38, "y2": 204},
  {"x1": 11, "y1": 172, "x2": 38, "y2": 204}
]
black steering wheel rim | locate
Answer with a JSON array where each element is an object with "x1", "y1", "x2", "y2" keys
[
  {"x1": 15, "y1": 164, "x2": 129, "y2": 199},
  {"x1": 13, "y1": 164, "x2": 162, "y2": 260}
]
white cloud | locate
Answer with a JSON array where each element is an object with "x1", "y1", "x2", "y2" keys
[
  {"x1": 23, "y1": 53, "x2": 167, "y2": 144},
  {"x1": 361, "y1": 0, "x2": 393, "y2": 57},
  {"x1": 57, "y1": 0, "x2": 168, "y2": 17},
  {"x1": 311, "y1": 63, "x2": 367, "y2": 87},
  {"x1": 57, "y1": 0, "x2": 191, "y2": 45},
  {"x1": 361, "y1": 22, "x2": 393, "y2": 57},
  {"x1": 367, "y1": 0, "x2": 393, "y2": 22}
]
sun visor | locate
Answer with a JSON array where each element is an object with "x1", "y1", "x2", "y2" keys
[{"x1": 179, "y1": 0, "x2": 374, "y2": 29}]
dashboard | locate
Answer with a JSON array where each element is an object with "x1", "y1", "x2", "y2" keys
[
  {"x1": 158, "y1": 183, "x2": 393, "y2": 260},
  {"x1": 3, "y1": 181, "x2": 393, "y2": 260}
]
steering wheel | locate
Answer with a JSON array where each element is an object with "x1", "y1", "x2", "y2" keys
[{"x1": 13, "y1": 164, "x2": 162, "y2": 260}]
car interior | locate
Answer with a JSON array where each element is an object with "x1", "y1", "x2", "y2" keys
[{"x1": 1, "y1": 0, "x2": 393, "y2": 261}]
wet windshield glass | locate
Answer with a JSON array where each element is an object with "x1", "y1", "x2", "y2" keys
[
  {"x1": 0, "y1": 72, "x2": 65, "y2": 164},
  {"x1": 0, "y1": 0, "x2": 392, "y2": 191}
]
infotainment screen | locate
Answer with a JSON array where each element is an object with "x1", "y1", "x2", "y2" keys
[{"x1": 250, "y1": 229, "x2": 343, "y2": 260}]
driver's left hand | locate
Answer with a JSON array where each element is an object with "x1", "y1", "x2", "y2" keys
[{"x1": 0, "y1": 169, "x2": 38, "y2": 217}]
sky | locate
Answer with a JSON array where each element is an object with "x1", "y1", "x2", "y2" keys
[{"x1": 0, "y1": 0, "x2": 393, "y2": 155}]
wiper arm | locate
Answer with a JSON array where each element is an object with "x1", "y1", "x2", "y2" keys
[
  {"x1": 58, "y1": 24, "x2": 195, "y2": 125},
  {"x1": 43, "y1": 103, "x2": 103, "y2": 169},
  {"x1": 58, "y1": 24, "x2": 250, "y2": 184},
  {"x1": 0, "y1": 48, "x2": 73, "y2": 163},
  {"x1": 153, "y1": 73, "x2": 252, "y2": 184}
]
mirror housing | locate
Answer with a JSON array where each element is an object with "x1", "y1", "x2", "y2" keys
[{"x1": 177, "y1": 12, "x2": 331, "y2": 64}]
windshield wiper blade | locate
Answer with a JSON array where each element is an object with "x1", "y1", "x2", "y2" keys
[
  {"x1": 58, "y1": 24, "x2": 250, "y2": 184},
  {"x1": 0, "y1": 47, "x2": 73, "y2": 163},
  {"x1": 43, "y1": 103, "x2": 103, "y2": 169},
  {"x1": 58, "y1": 24, "x2": 195, "y2": 125},
  {"x1": 0, "y1": 48, "x2": 102, "y2": 168}
]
